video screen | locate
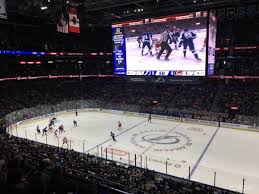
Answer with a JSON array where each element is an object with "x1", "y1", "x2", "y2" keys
[
  {"x1": 207, "y1": 10, "x2": 217, "y2": 76},
  {"x1": 112, "y1": 11, "x2": 208, "y2": 76}
]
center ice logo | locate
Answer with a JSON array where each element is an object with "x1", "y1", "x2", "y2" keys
[
  {"x1": 131, "y1": 129, "x2": 192, "y2": 152},
  {"x1": 142, "y1": 134, "x2": 180, "y2": 145}
]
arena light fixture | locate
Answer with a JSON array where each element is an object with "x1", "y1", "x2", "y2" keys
[
  {"x1": 19, "y1": 61, "x2": 26, "y2": 64},
  {"x1": 41, "y1": 6, "x2": 48, "y2": 10}
]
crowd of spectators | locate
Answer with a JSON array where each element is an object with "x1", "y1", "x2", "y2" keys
[
  {"x1": 168, "y1": 84, "x2": 216, "y2": 112},
  {"x1": 1, "y1": 79, "x2": 259, "y2": 123},
  {"x1": 219, "y1": 82, "x2": 259, "y2": 116}
]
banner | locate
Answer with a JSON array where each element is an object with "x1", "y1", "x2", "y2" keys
[
  {"x1": 0, "y1": 0, "x2": 7, "y2": 19},
  {"x1": 57, "y1": 14, "x2": 69, "y2": 34},
  {"x1": 68, "y1": 7, "x2": 80, "y2": 33}
]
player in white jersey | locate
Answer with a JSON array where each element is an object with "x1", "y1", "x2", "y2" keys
[{"x1": 151, "y1": 38, "x2": 160, "y2": 55}]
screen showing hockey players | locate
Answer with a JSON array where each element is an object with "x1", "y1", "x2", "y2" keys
[
  {"x1": 112, "y1": 11, "x2": 208, "y2": 76},
  {"x1": 207, "y1": 10, "x2": 217, "y2": 76}
]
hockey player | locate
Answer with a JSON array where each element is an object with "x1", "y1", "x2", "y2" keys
[
  {"x1": 59, "y1": 125, "x2": 64, "y2": 134},
  {"x1": 141, "y1": 32, "x2": 153, "y2": 56},
  {"x1": 54, "y1": 129, "x2": 58, "y2": 138},
  {"x1": 48, "y1": 126, "x2": 54, "y2": 132},
  {"x1": 157, "y1": 25, "x2": 173, "y2": 60},
  {"x1": 137, "y1": 35, "x2": 142, "y2": 48},
  {"x1": 111, "y1": 132, "x2": 116, "y2": 142},
  {"x1": 62, "y1": 137, "x2": 69, "y2": 147},
  {"x1": 151, "y1": 38, "x2": 160, "y2": 55},
  {"x1": 73, "y1": 120, "x2": 77, "y2": 127},
  {"x1": 36, "y1": 125, "x2": 41, "y2": 135},
  {"x1": 42, "y1": 126, "x2": 48, "y2": 136},
  {"x1": 178, "y1": 28, "x2": 202, "y2": 61},
  {"x1": 49, "y1": 119, "x2": 55, "y2": 127},
  {"x1": 118, "y1": 121, "x2": 122, "y2": 130},
  {"x1": 50, "y1": 117, "x2": 57, "y2": 124},
  {"x1": 148, "y1": 113, "x2": 152, "y2": 123},
  {"x1": 171, "y1": 26, "x2": 180, "y2": 50}
]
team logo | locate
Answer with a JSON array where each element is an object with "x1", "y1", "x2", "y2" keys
[
  {"x1": 176, "y1": 70, "x2": 183, "y2": 76},
  {"x1": 152, "y1": 77, "x2": 165, "y2": 83},
  {"x1": 131, "y1": 129, "x2": 192, "y2": 152}
]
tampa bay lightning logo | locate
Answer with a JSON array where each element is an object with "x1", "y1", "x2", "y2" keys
[
  {"x1": 142, "y1": 134, "x2": 180, "y2": 144},
  {"x1": 184, "y1": 31, "x2": 196, "y2": 39},
  {"x1": 131, "y1": 129, "x2": 192, "y2": 152},
  {"x1": 184, "y1": 32, "x2": 192, "y2": 38}
]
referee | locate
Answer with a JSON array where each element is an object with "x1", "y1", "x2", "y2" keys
[{"x1": 157, "y1": 25, "x2": 173, "y2": 60}]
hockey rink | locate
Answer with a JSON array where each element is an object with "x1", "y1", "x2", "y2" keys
[
  {"x1": 13, "y1": 111, "x2": 259, "y2": 194},
  {"x1": 126, "y1": 29, "x2": 207, "y2": 72}
]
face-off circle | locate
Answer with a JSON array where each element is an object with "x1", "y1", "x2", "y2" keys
[{"x1": 131, "y1": 129, "x2": 192, "y2": 152}]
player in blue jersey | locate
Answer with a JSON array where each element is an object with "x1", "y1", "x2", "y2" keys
[
  {"x1": 178, "y1": 28, "x2": 201, "y2": 61},
  {"x1": 141, "y1": 32, "x2": 153, "y2": 56},
  {"x1": 171, "y1": 26, "x2": 180, "y2": 50}
]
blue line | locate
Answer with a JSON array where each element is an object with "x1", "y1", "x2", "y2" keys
[{"x1": 189, "y1": 126, "x2": 220, "y2": 179}]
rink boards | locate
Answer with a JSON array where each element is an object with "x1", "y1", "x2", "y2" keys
[{"x1": 12, "y1": 108, "x2": 259, "y2": 133}]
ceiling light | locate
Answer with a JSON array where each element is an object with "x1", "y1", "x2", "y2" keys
[{"x1": 41, "y1": 6, "x2": 48, "y2": 10}]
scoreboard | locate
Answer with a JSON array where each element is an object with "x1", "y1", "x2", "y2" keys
[{"x1": 112, "y1": 10, "x2": 217, "y2": 77}]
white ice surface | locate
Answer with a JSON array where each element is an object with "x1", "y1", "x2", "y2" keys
[{"x1": 126, "y1": 30, "x2": 207, "y2": 72}]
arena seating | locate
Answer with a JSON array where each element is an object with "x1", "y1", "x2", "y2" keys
[
  {"x1": 1, "y1": 80, "x2": 259, "y2": 122},
  {"x1": 219, "y1": 83, "x2": 259, "y2": 116}
]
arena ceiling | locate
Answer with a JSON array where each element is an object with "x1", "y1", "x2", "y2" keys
[{"x1": 5, "y1": 0, "x2": 259, "y2": 26}]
